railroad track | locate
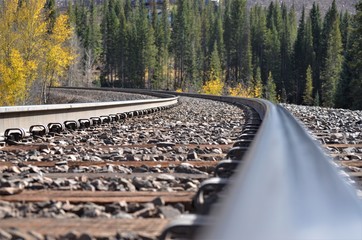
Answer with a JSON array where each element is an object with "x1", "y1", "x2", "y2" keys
[{"x1": 0, "y1": 87, "x2": 361, "y2": 240}]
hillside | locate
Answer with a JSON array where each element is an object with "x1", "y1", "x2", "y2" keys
[
  {"x1": 247, "y1": 0, "x2": 358, "y2": 15},
  {"x1": 57, "y1": 0, "x2": 358, "y2": 15}
]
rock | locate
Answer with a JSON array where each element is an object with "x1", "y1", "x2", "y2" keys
[
  {"x1": 110, "y1": 149, "x2": 124, "y2": 156},
  {"x1": 125, "y1": 155, "x2": 135, "y2": 161},
  {"x1": 55, "y1": 165, "x2": 69, "y2": 173},
  {"x1": 132, "y1": 177, "x2": 153, "y2": 190},
  {"x1": 62, "y1": 202, "x2": 75, "y2": 211},
  {"x1": 90, "y1": 156, "x2": 102, "y2": 161},
  {"x1": 61, "y1": 231, "x2": 79, "y2": 240},
  {"x1": 343, "y1": 147, "x2": 355, "y2": 154},
  {"x1": 28, "y1": 230, "x2": 45, "y2": 240},
  {"x1": 133, "y1": 167, "x2": 148, "y2": 173},
  {"x1": 106, "y1": 164, "x2": 114, "y2": 173},
  {"x1": 80, "y1": 175, "x2": 88, "y2": 183},
  {"x1": 55, "y1": 148, "x2": 64, "y2": 154},
  {"x1": 91, "y1": 179, "x2": 108, "y2": 191},
  {"x1": 187, "y1": 151, "x2": 198, "y2": 160},
  {"x1": 175, "y1": 147, "x2": 185, "y2": 154},
  {"x1": 158, "y1": 206, "x2": 181, "y2": 219},
  {"x1": 0, "y1": 229, "x2": 12, "y2": 240},
  {"x1": 175, "y1": 164, "x2": 205, "y2": 175},
  {"x1": 80, "y1": 182, "x2": 95, "y2": 191},
  {"x1": 78, "y1": 233, "x2": 93, "y2": 240},
  {"x1": 29, "y1": 165, "x2": 41, "y2": 174},
  {"x1": 152, "y1": 197, "x2": 165, "y2": 207},
  {"x1": 10, "y1": 166, "x2": 21, "y2": 174},
  {"x1": 217, "y1": 138, "x2": 229, "y2": 144},
  {"x1": 119, "y1": 179, "x2": 136, "y2": 192},
  {"x1": 141, "y1": 155, "x2": 151, "y2": 161},
  {"x1": 173, "y1": 203, "x2": 185, "y2": 213},
  {"x1": 114, "y1": 212, "x2": 133, "y2": 219},
  {"x1": 185, "y1": 182, "x2": 198, "y2": 189},
  {"x1": 8, "y1": 229, "x2": 34, "y2": 240},
  {"x1": 67, "y1": 155, "x2": 77, "y2": 161},
  {"x1": 0, "y1": 205, "x2": 13, "y2": 218},
  {"x1": 82, "y1": 204, "x2": 105, "y2": 218},
  {"x1": 212, "y1": 148, "x2": 223, "y2": 154},
  {"x1": 133, "y1": 203, "x2": 156, "y2": 218},
  {"x1": 156, "y1": 174, "x2": 176, "y2": 182},
  {"x1": 117, "y1": 166, "x2": 132, "y2": 174},
  {"x1": 0, "y1": 187, "x2": 23, "y2": 195}
]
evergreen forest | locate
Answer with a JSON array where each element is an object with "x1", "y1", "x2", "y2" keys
[{"x1": 0, "y1": 0, "x2": 362, "y2": 110}]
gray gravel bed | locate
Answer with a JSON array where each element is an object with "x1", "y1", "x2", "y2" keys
[
  {"x1": 0, "y1": 96, "x2": 245, "y2": 229},
  {"x1": 0, "y1": 169, "x2": 207, "y2": 192},
  {"x1": 0, "y1": 198, "x2": 186, "y2": 219}
]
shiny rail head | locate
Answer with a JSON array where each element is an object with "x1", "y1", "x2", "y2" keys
[
  {"x1": 198, "y1": 102, "x2": 362, "y2": 240},
  {"x1": 155, "y1": 91, "x2": 362, "y2": 240}
]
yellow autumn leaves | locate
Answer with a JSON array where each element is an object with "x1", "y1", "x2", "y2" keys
[
  {"x1": 202, "y1": 79, "x2": 263, "y2": 98},
  {"x1": 0, "y1": 0, "x2": 74, "y2": 105}
]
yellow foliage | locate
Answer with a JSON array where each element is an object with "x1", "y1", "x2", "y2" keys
[
  {"x1": 0, "y1": 1, "x2": 75, "y2": 105},
  {"x1": 51, "y1": 15, "x2": 73, "y2": 43},
  {"x1": 42, "y1": 14, "x2": 74, "y2": 88},
  {"x1": 175, "y1": 88, "x2": 183, "y2": 93},
  {"x1": 253, "y1": 81, "x2": 263, "y2": 98},
  {"x1": 228, "y1": 83, "x2": 253, "y2": 98},
  {"x1": 0, "y1": 49, "x2": 27, "y2": 105},
  {"x1": 202, "y1": 78, "x2": 224, "y2": 96}
]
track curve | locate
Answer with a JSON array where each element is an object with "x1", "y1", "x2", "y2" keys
[{"x1": 0, "y1": 87, "x2": 361, "y2": 240}]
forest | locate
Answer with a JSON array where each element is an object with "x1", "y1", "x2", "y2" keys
[{"x1": 0, "y1": 0, "x2": 361, "y2": 109}]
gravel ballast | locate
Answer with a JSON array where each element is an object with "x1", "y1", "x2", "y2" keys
[{"x1": 0, "y1": 91, "x2": 245, "y2": 239}]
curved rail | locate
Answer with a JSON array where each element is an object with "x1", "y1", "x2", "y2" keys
[
  {"x1": 0, "y1": 88, "x2": 178, "y2": 139},
  {"x1": 1, "y1": 87, "x2": 361, "y2": 239},
  {"x1": 156, "y1": 91, "x2": 362, "y2": 240}
]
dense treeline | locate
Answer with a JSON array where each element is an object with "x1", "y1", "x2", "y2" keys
[
  {"x1": 69, "y1": 0, "x2": 362, "y2": 109},
  {"x1": 0, "y1": 0, "x2": 361, "y2": 109}
]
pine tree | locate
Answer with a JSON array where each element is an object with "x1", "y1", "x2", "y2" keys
[
  {"x1": 321, "y1": 1, "x2": 343, "y2": 107},
  {"x1": 340, "y1": 11, "x2": 351, "y2": 52},
  {"x1": 253, "y1": 67, "x2": 263, "y2": 98},
  {"x1": 265, "y1": 2, "x2": 281, "y2": 93},
  {"x1": 214, "y1": 9, "x2": 225, "y2": 70},
  {"x1": 250, "y1": 4, "x2": 267, "y2": 82},
  {"x1": 200, "y1": 1, "x2": 214, "y2": 83},
  {"x1": 309, "y1": 3, "x2": 322, "y2": 97},
  {"x1": 348, "y1": 0, "x2": 362, "y2": 109},
  {"x1": 335, "y1": 11, "x2": 352, "y2": 108},
  {"x1": 117, "y1": 1, "x2": 127, "y2": 87},
  {"x1": 279, "y1": 3, "x2": 294, "y2": 101},
  {"x1": 292, "y1": 7, "x2": 306, "y2": 104},
  {"x1": 101, "y1": 0, "x2": 120, "y2": 86},
  {"x1": 209, "y1": 42, "x2": 222, "y2": 80},
  {"x1": 223, "y1": 0, "x2": 249, "y2": 85},
  {"x1": 314, "y1": 91, "x2": 320, "y2": 106},
  {"x1": 303, "y1": 65, "x2": 313, "y2": 105},
  {"x1": 171, "y1": 0, "x2": 201, "y2": 90},
  {"x1": 264, "y1": 71, "x2": 277, "y2": 102}
]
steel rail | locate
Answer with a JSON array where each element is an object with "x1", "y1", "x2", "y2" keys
[
  {"x1": 154, "y1": 91, "x2": 362, "y2": 240},
  {"x1": 0, "y1": 88, "x2": 178, "y2": 138},
  {"x1": 2, "y1": 87, "x2": 361, "y2": 238}
]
